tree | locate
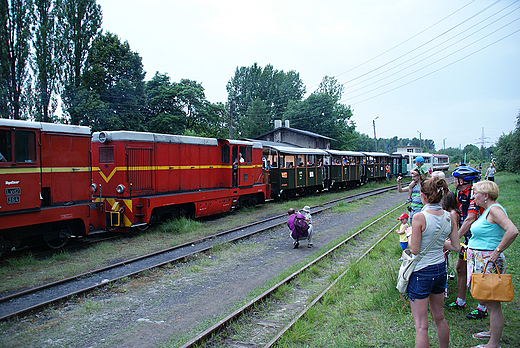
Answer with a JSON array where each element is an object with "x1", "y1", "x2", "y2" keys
[
  {"x1": 315, "y1": 75, "x2": 343, "y2": 103},
  {"x1": 0, "y1": 0, "x2": 33, "y2": 119},
  {"x1": 57, "y1": 0, "x2": 101, "y2": 124},
  {"x1": 226, "y1": 63, "x2": 305, "y2": 138},
  {"x1": 33, "y1": 0, "x2": 61, "y2": 122},
  {"x1": 144, "y1": 72, "x2": 229, "y2": 137},
  {"x1": 283, "y1": 92, "x2": 356, "y2": 150},
  {"x1": 80, "y1": 32, "x2": 145, "y2": 131},
  {"x1": 494, "y1": 110, "x2": 520, "y2": 173}
]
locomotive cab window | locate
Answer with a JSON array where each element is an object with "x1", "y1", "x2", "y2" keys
[
  {"x1": 246, "y1": 147, "x2": 252, "y2": 163},
  {"x1": 222, "y1": 144, "x2": 230, "y2": 164},
  {"x1": 14, "y1": 130, "x2": 36, "y2": 163},
  {"x1": 0, "y1": 129, "x2": 12, "y2": 162}
]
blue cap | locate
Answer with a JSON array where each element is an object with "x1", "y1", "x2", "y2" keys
[{"x1": 415, "y1": 156, "x2": 424, "y2": 163}]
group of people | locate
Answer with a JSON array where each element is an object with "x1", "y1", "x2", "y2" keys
[{"x1": 396, "y1": 162, "x2": 517, "y2": 348}]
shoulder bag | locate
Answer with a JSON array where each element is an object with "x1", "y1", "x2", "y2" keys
[
  {"x1": 471, "y1": 259, "x2": 514, "y2": 302},
  {"x1": 396, "y1": 216, "x2": 450, "y2": 294}
]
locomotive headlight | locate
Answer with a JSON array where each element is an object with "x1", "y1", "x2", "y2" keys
[
  {"x1": 98, "y1": 131, "x2": 108, "y2": 143},
  {"x1": 116, "y1": 184, "x2": 126, "y2": 194},
  {"x1": 91, "y1": 183, "x2": 97, "y2": 193}
]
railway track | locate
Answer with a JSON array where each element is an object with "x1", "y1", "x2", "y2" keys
[
  {"x1": 0, "y1": 184, "x2": 399, "y2": 321},
  {"x1": 179, "y1": 203, "x2": 405, "y2": 347}
]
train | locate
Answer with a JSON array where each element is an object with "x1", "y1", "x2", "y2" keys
[
  {"x1": 398, "y1": 152, "x2": 450, "y2": 173},
  {"x1": 1, "y1": 119, "x2": 440, "y2": 255}
]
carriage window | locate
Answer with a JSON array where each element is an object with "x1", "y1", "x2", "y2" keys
[
  {"x1": 15, "y1": 130, "x2": 36, "y2": 163},
  {"x1": 0, "y1": 129, "x2": 12, "y2": 162},
  {"x1": 246, "y1": 147, "x2": 252, "y2": 163},
  {"x1": 222, "y1": 144, "x2": 230, "y2": 164},
  {"x1": 99, "y1": 147, "x2": 115, "y2": 164}
]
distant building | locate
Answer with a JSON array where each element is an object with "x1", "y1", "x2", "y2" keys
[
  {"x1": 254, "y1": 120, "x2": 335, "y2": 150},
  {"x1": 395, "y1": 145, "x2": 422, "y2": 154}
]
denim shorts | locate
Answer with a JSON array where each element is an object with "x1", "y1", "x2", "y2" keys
[
  {"x1": 400, "y1": 242, "x2": 408, "y2": 250},
  {"x1": 408, "y1": 262, "x2": 447, "y2": 300}
]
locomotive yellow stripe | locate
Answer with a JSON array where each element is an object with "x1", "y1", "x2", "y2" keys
[
  {"x1": 93, "y1": 164, "x2": 263, "y2": 183},
  {"x1": 0, "y1": 167, "x2": 90, "y2": 174}
]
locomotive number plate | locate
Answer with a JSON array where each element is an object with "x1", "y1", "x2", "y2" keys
[
  {"x1": 7, "y1": 196, "x2": 20, "y2": 204},
  {"x1": 5, "y1": 187, "x2": 21, "y2": 196}
]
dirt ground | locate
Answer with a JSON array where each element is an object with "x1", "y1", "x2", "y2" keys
[{"x1": 0, "y1": 190, "x2": 406, "y2": 348}]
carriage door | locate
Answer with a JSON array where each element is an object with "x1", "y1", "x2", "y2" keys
[
  {"x1": 127, "y1": 147, "x2": 153, "y2": 194},
  {"x1": 232, "y1": 146, "x2": 238, "y2": 187}
]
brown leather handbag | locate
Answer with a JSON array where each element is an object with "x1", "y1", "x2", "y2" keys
[{"x1": 471, "y1": 260, "x2": 515, "y2": 302}]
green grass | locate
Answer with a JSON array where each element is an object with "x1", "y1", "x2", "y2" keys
[{"x1": 274, "y1": 171, "x2": 520, "y2": 347}]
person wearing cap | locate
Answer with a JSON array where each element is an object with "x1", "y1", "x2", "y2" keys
[
  {"x1": 397, "y1": 170, "x2": 423, "y2": 226},
  {"x1": 300, "y1": 206, "x2": 314, "y2": 248},
  {"x1": 396, "y1": 213, "x2": 409, "y2": 260}
]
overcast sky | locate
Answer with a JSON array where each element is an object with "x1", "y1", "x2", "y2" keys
[{"x1": 97, "y1": 0, "x2": 520, "y2": 151}]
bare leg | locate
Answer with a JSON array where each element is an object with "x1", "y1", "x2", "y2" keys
[
  {"x1": 429, "y1": 293, "x2": 449, "y2": 348},
  {"x1": 410, "y1": 298, "x2": 430, "y2": 348},
  {"x1": 456, "y1": 258, "x2": 467, "y2": 300},
  {"x1": 485, "y1": 300, "x2": 503, "y2": 348}
]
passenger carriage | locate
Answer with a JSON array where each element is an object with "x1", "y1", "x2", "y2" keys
[
  {"x1": 260, "y1": 142, "x2": 327, "y2": 199},
  {"x1": 92, "y1": 131, "x2": 269, "y2": 231},
  {"x1": 324, "y1": 150, "x2": 366, "y2": 188},
  {"x1": 0, "y1": 119, "x2": 100, "y2": 253},
  {"x1": 389, "y1": 153, "x2": 408, "y2": 177},
  {"x1": 401, "y1": 152, "x2": 434, "y2": 174},
  {"x1": 432, "y1": 154, "x2": 450, "y2": 171},
  {"x1": 361, "y1": 152, "x2": 389, "y2": 181}
]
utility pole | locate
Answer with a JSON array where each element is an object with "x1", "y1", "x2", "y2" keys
[
  {"x1": 373, "y1": 116, "x2": 379, "y2": 151},
  {"x1": 229, "y1": 101, "x2": 234, "y2": 139},
  {"x1": 417, "y1": 131, "x2": 422, "y2": 151},
  {"x1": 443, "y1": 138, "x2": 447, "y2": 153}
]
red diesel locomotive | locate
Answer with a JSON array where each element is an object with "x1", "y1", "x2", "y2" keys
[
  {"x1": 91, "y1": 131, "x2": 270, "y2": 231},
  {"x1": 0, "y1": 119, "x2": 270, "y2": 255}
]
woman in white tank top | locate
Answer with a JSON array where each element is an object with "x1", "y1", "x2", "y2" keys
[{"x1": 408, "y1": 177, "x2": 460, "y2": 348}]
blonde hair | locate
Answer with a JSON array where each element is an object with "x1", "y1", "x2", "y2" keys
[{"x1": 473, "y1": 180, "x2": 499, "y2": 201}]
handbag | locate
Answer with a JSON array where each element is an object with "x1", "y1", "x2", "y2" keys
[
  {"x1": 396, "y1": 216, "x2": 450, "y2": 294},
  {"x1": 470, "y1": 259, "x2": 515, "y2": 302}
]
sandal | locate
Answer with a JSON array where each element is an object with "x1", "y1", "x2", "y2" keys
[
  {"x1": 471, "y1": 345, "x2": 500, "y2": 348},
  {"x1": 307, "y1": 244, "x2": 313, "y2": 248},
  {"x1": 472, "y1": 332, "x2": 491, "y2": 340}
]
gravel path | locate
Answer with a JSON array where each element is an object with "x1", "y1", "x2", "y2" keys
[{"x1": 0, "y1": 190, "x2": 406, "y2": 348}]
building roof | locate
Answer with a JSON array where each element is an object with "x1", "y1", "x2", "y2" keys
[{"x1": 255, "y1": 127, "x2": 336, "y2": 142}]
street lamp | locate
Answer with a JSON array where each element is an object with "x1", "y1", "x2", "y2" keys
[
  {"x1": 373, "y1": 116, "x2": 379, "y2": 151},
  {"x1": 417, "y1": 130, "x2": 422, "y2": 151}
]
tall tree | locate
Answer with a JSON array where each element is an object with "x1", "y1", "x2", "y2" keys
[
  {"x1": 80, "y1": 32, "x2": 145, "y2": 131},
  {"x1": 0, "y1": 0, "x2": 33, "y2": 119},
  {"x1": 226, "y1": 63, "x2": 305, "y2": 138},
  {"x1": 57, "y1": 0, "x2": 101, "y2": 124},
  {"x1": 33, "y1": 0, "x2": 60, "y2": 122},
  {"x1": 144, "y1": 72, "x2": 229, "y2": 137},
  {"x1": 283, "y1": 92, "x2": 356, "y2": 150}
]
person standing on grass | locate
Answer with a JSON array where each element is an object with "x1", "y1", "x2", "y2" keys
[
  {"x1": 397, "y1": 170, "x2": 423, "y2": 226},
  {"x1": 467, "y1": 180, "x2": 518, "y2": 348},
  {"x1": 485, "y1": 163, "x2": 496, "y2": 182},
  {"x1": 444, "y1": 166, "x2": 487, "y2": 320},
  {"x1": 396, "y1": 212, "x2": 409, "y2": 260},
  {"x1": 408, "y1": 177, "x2": 460, "y2": 348}
]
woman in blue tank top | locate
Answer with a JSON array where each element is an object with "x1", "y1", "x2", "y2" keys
[{"x1": 467, "y1": 180, "x2": 518, "y2": 347}]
